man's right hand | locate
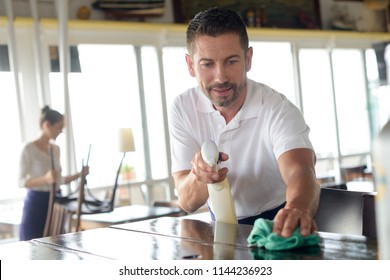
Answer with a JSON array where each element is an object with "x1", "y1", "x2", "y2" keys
[{"x1": 190, "y1": 151, "x2": 229, "y2": 184}]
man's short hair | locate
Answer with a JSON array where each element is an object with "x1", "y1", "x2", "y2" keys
[{"x1": 186, "y1": 7, "x2": 249, "y2": 55}]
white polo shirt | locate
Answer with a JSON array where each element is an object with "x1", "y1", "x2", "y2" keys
[{"x1": 169, "y1": 79, "x2": 314, "y2": 220}]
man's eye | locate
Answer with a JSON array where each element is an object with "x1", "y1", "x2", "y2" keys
[
  {"x1": 227, "y1": 59, "x2": 238, "y2": 65},
  {"x1": 201, "y1": 62, "x2": 213, "y2": 68}
]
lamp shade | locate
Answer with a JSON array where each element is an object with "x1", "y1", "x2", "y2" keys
[{"x1": 118, "y1": 128, "x2": 135, "y2": 153}]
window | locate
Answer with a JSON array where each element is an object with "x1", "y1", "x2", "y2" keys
[
  {"x1": 249, "y1": 42, "x2": 296, "y2": 105},
  {"x1": 332, "y1": 49, "x2": 370, "y2": 157},
  {"x1": 142, "y1": 46, "x2": 168, "y2": 179},
  {"x1": 0, "y1": 45, "x2": 23, "y2": 197},
  {"x1": 162, "y1": 46, "x2": 197, "y2": 110},
  {"x1": 50, "y1": 44, "x2": 144, "y2": 189},
  {"x1": 2, "y1": 21, "x2": 388, "y2": 202},
  {"x1": 299, "y1": 48, "x2": 374, "y2": 179},
  {"x1": 299, "y1": 49, "x2": 338, "y2": 159}
]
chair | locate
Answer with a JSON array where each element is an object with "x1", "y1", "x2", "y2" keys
[
  {"x1": 44, "y1": 164, "x2": 183, "y2": 235},
  {"x1": 314, "y1": 187, "x2": 377, "y2": 237},
  {"x1": 152, "y1": 200, "x2": 187, "y2": 217},
  {"x1": 362, "y1": 193, "x2": 377, "y2": 239},
  {"x1": 43, "y1": 165, "x2": 115, "y2": 236},
  {"x1": 341, "y1": 165, "x2": 368, "y2": 182}
]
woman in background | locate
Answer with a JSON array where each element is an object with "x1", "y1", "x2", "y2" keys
[{"x1": 18, "y1": 106, "x2": 88, "y2": 240}]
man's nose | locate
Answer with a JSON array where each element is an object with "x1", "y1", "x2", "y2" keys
[{"x1": 215, "y1": 64, "x2": 228, "y2": 83}]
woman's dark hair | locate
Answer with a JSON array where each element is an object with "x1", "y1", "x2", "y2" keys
[
  {"x1": 40, "y1": 106, "x2": 63, "y2": 128},
  {"x1": 186, "y1": 7, "x2": 249, "y2": 54}
]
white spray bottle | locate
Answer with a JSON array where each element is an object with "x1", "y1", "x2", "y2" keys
[{"x1": 201, "y1": 140, "x2": 237, "y2": 224}]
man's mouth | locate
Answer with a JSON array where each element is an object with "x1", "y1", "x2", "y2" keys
[{"x1": 211, "y1": 86, "x2": 233, "y2": 96}]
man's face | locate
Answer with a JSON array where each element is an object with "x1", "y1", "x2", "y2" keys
[{"x1": 186, "y1": 33, "x2": 252, "y2": 109}]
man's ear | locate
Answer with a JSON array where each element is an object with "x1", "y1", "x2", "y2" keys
[
  {"x1": 245, "y1": 47, "x2": 253, "y2": 72},
  {"x1": 185, "y1": 54, "x2": 196, "y2": 77}
]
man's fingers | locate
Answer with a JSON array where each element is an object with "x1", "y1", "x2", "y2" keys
[{"x1": 273, "y1": 208, "x2": 313, "y2": 238}]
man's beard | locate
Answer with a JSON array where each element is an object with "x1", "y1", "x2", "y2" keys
[{"x1": 205, "y1": 81, "x2": 244, "y2": 107}]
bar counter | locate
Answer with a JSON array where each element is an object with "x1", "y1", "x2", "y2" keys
[{"x1": 0, "y1": 216, "x2": 378, "y2": 260}]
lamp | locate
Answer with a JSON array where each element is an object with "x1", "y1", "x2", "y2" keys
[
  {"x1": 112, "y1": 128, "x2": 135, "y2": 206},
  {"x1": 118, "y1": 128, "x2": 135, "y2": 153}
]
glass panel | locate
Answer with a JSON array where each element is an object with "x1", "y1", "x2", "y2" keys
[
  {"x1": 299, "y1": 49, "x2": 338, "y2": 159},
  {"x1": 0, "y1": 45, "x2": 11, "y2": 71},
  {"x1": 162, "y1": 47, "x2": 197, "y2": 112},
  {"x1": 50, "y1": 44, "x2": 144, "y2": 188},
  {"x1": 141, "y1": 46, "x2": 168, "y2": 179},
  {"x1": 332, "y1": 49, "x2": 371, "y2": 156},
  {"x1": 0, "y1": 71, "x2": 22, "y2": 197},
  {"x1": 299, "y1": 49, "x2": 338, "y2": 179},
  {"x1": 249, "y1": 42, "x2": 296, "y2": 105},
  {"x1": 366, "y1": 48, "x2": 390, "y2": 133},
  {"x1": 375, "y1": 85, "x2": 390, "y2": 130},
  {"x1": 162, "y1": 43, "x2": 296, "y2": 108}
]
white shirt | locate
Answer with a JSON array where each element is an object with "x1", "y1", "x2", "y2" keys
[
  {"x1": 18, "y1": 142, "x2": 64, "y2": 192},
  {"x1": 169, "y1": 79, "x2": 314, "y2": 219}
]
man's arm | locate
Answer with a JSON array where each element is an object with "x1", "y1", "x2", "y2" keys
[
  {"x1": 273, "y1": 148, "x2": 320, "y2": 237},
  {"x1": 173, "y1": 151, "x2": 229, "y2": 213},
  {"x1": 173, "y1": 169, "x2": 208, "y2": 213}
]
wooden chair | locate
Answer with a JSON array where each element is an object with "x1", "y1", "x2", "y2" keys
[
  {"x1": 341, "y1": 165, "x2": 368, "y2": 182},
  {"x1": 43, "y1": 170, "x2": 85, "y2": 236},
  {"x1": 43, "y1": 165, "x2": 114, "y2": 236}
]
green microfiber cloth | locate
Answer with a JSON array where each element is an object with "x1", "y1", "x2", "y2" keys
[{"x1": 247, "y1": 218, "x2": 320, "y2": 251}]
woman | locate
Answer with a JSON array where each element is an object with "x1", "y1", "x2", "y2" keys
[{"x1": 18, "y1": 106, "x2": 87, "y2": 240}]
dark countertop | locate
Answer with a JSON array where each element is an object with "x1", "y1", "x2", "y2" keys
[{"x1": 0, "y1": 217, "x2": 378, "y2": 260}]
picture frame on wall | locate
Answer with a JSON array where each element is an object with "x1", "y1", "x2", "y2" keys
[{"x1": 172, "y1": 0, "x2": 322, "y2": 29}]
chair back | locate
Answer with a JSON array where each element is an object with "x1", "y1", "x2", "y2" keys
[
  {"x1": 341, "y1": 165, "x2": 367, "y2": 182},
  {"x1": 82, "y1": 154, "x2": 123, "y2": 212},
  {"x1": 43, "y1": 184, "x2": 57, "y2": 237},
  {"x1": 43, "y1": 167, "x2": 87, "y2": 236},
  {"x1": 362, "y1": 193, "x2": 377, "y2": 239},
  {"x1": 74, "y1": 165, "x2": 87, "y2": 231},
  {"x1": 314, "y1": 188, "x2": 376, "y2": 237}
]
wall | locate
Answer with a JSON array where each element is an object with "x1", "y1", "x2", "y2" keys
[
  {"x1": 320, "y1": 0, "x2": 387, "y2": 32},
  {"x1": 0, "y1": 0, "x2": 387, "y2": 32},
  {"x1": 0, "y1": 0, "x2": 174, "y2": 22}
]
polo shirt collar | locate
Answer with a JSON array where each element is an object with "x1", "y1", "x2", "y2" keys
[
  {"x1": 237, "y1": 79, "x2": 262, "y2": 121},
  {"x1": 196, "y1": 87, "x2": 215, "y2": 113}
]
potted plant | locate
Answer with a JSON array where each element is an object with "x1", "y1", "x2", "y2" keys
[{"x1": 120, "y1": 164, "x2": 136, "y2": 180}]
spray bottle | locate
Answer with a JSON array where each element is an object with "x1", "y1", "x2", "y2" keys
[{"x1": 201, "y1": 140, "x2": 237, "y2": 224}]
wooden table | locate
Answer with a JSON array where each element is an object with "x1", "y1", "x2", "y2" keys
[
  {"x1": 79, "y1": 204, "x2": 184, "y2": 230},
  {"x1": 0, "y1": 216, "x2": 378, "y2": 260}
]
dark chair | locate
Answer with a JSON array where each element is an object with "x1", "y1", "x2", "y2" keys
[
  {"x1": 362, "y1": 193, "x2": 377, "y2": 239},
  {"x1": 314, "y1": 187, "x2": 377, "y2": 237},
  {"x1": 152, "y1": 200, "x2": 187, "y2": 217},
  {"x1": 320, "y1": 181, "x2": 347, "y2": 190},
  {"x1": 44, "y1": 166, "x2": 183, "y2": 236}
]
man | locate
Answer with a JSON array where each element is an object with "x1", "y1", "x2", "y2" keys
[{"x1": 169, "y1": 7, "x2": 320, "y2": 238}]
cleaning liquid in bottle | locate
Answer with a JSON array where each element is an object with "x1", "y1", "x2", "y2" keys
[
  {"x1": 372, "y1": 120, "x2": 390, "y2": 259},
  {"x1": 201, "y1": 140, "x2": 237, "y2": 224}
]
